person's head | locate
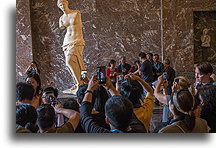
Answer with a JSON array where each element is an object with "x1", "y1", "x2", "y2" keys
[
  {"x1": 76, "y1": 84, "x2": 108, "y2": 112},
  {"x1": 109, "y1": 59, "x2": 116, "y2": 68},
  {"x1": 134, "y1": 60, "x2": 140, "y2": 66},
  {"x1": 169, "y1": 89, "x2": 195, "y2": 131},
  {"x1": 31, "y1": 61, "x2": 38, "y2": 69},
  {"x1": 57, "y1": 0, "x2": 69, "y2": 11},
  {"x1": 16, "y1": 104, "x2": 38, "y2": 132},
  {"x1": 146, "y1": 53, "x2": 153, "y2": 60},
  {"x1": 120, "y1": 80, "x2": 143, "y2": 106},
  {"x1": 105, "y1": 95, "x2": 133, "y2": 131},
  {"x1": 153, "y1": 54, "x2": 160, "y2": 63},
  {"x1": 138, "y1": 52, "x2": 146, "y2": 62},
  {"x1": 36, "y1": 104, "x2": 56, "y2": 131},
  {"x1": 16, "y1": 82, "x2": 34, "y2": 103},
  {"x1": 25, "y1": 73, "x2": 41, "y2": 95},
  {"x1": 120, "y1": 56, "x2": 126, "y2": 65},
  {"x1": 203, "y1": 28, "x2": 209, "y2": 34},
  {"x1": 172, "y1": 76, "x2": 192, "y2": 92},
  {"x1": 134, "y1": 60, "x2": 140, "y2": 69},
  {"x1": 196, "y1": 84, "x2": 216, "y2": 111},
  {"x1": 195, "y1": 62, "x2": 213, "y2": 84},
  {"x1": 42, "y1": 87, "x2": 58, "y2": 104},
  {"x1": 163, "y1": 59, "x2": 170, "y2": 67},
  {"x1": 26, "y1": 61, "x2": 40, "y2": 75},
  {"x1": 63, "y1": 98, "x2": 80, "y2": 112}
]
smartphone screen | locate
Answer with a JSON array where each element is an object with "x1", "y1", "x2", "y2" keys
[
  {"x1": 81, "y1": 70, "x2": 87, "y2": 80},
  {"x1": 97, "y1": 66, "x2": 106, "y2": 84}
]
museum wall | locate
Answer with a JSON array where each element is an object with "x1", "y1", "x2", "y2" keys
[
  {"x1": 16, "y1": 0, "x2": 33, "y2": 80},
  {"x1": 16, "y1": 0, "x2": 216, "y2": 91},
  {"x1": 162, "y1": 0, "x2": 215, "y2": 80}
]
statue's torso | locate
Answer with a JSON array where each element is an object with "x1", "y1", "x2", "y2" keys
[{"x1": 61, "y1": 10, "x2": 84, "y2": 47}]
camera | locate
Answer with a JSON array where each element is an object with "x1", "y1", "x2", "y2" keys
[
  {"x1": 175, "y1": 78, "x2": 179, "y2": 83},
  {"x1": 46, "y1": 93, "x2": 57, "y2": 106},
  {"x1": 26, "y1": 68, "x2": 37, "y2": 75},
  {"x1": 97, "y1": 66, "x2": 106, "y2": 84}
]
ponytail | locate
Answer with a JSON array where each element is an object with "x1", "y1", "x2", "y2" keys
[{"x1": 183, "y1": 111, "x2": 195, "y2": 132}]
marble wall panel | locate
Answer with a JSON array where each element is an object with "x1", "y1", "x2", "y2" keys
[
  {"x1": 162, "y1": 0, "x2": 216, "y2": 80},
  {"x1": 16, "y1": 0, "x2": 33, "y2": 78}
]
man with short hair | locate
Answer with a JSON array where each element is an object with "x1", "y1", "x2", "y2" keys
[
  {"x1": 16, "y1": 82, "x2": 34, "y2": 106},
  {"x1": 138, "y1": 52, "x2": 154, "y2": 86},
  {"x1": 163, "y1": 59, "x2": 175, "y2": 95},
  {"x1": 146, "y1": 53, "x2": 154, "y2": 65},
  {"x1": 16, "y1": 104, "x2": 38, "y2": 133},
  {"x1": 117, "y1": 56, "x2": 131, "y2": 76},
  {"x1": 37, "y1": 104, "x2": 80, "y2": 133},
  {"x1": 195, "y1": 62, "x2": 215, "y2": 89},
  {"x1": 153, "y1": 54, "x2": 164, "y2": 80}
]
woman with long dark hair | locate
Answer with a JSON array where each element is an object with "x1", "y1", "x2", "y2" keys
[{"x1": 25, "y1": 72, "x2": 43, "y2": 108}]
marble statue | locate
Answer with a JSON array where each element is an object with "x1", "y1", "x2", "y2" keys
[
  {"x1": 201, "y1": 28, "x2": 211, "y2": 47},
  {"x1": 57, "y1": 0, "x2": 86, "y2": 94}
]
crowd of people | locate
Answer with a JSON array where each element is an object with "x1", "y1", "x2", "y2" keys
[{"x1": 16, "y1": 52, "x2": 216, "y2": 133}]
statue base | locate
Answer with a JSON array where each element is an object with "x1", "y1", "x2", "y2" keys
[{"x1": 62, "y1": 85, "x2": 78, "y2": 95}]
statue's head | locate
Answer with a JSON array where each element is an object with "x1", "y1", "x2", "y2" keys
[
  {"x1": 57, "y1": 0, "x2": 69, "y2": 11},
  {"x1": 203, "y1": 28, "x2": 209, "y2": 34}
]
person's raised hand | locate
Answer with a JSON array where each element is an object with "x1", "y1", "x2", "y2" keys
[
  {"x1": 87, "y1": 75, "x2": 99, "y2": 92},
  {"x1": 172, "y1": 82, "x2": 180, "y2": 92},
  {"x1": 128, "y1": 73, "x2": 140, "y2": 80},
  {"x1": 103, "y1": 76, "x2": 114, "y2": 90},
  {"x1": 53, "y1": 103, "x2": 63, "y2": 114},
  {"x1": 158, "y1": 75, "x2": 164, "y2": 83}
]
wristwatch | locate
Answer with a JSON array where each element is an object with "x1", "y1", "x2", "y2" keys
[{"x1": 84, "y1": 90, "x2": 93, "y2": 94}]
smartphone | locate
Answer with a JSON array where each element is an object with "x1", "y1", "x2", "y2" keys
[
  {"x1": 81, "y1": 70, "x2": 87, "y2": 80},
  {"x1": 117, "y1": 74, "x2": 124, "y2": 83},
  {"x1": 97, "y1": 66, "x2": 106, "y2": 84}
]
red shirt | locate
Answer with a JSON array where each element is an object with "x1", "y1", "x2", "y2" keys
[{"x1": 106, "y1": 67, "x2": 118, "y2": 81}]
